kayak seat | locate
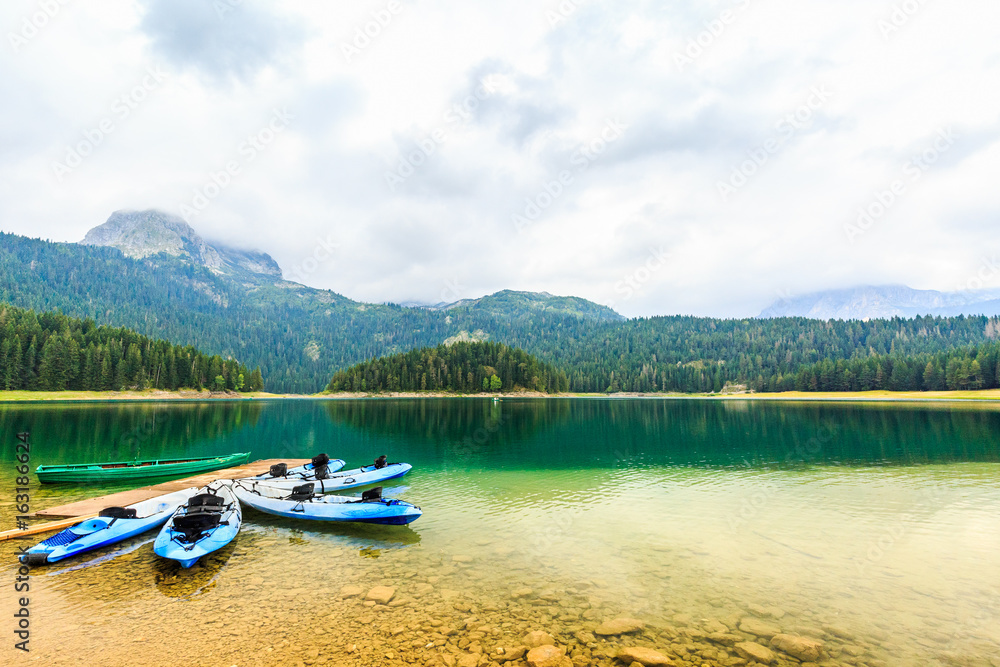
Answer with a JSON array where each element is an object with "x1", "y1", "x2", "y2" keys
[
  {"x1": 313, "y1": 464, "x2": 330, "y2": 480},
  {"x1": 361, "y1": 487, "x2": 383, "y2": 502},
  {"x1": 374, "y1": 455, "x2": 388, "y2": 469},
  {"x1": 269, "y1": 463, "x2": 288, "y2": 478},
  {"x1": 312, "y1": 453, "x2": 330, "y2": 468},
  {"x1": 99, "y1": 506, "x2": 138, "y2": 519},
  {"x1": 188, "y1": 493, "x2": 225, "y2": 508},
  {"x1": 288, "y1": 483, "x2": 315, "y2": 501},
  {"x1": 173, "y1": 510, "x2": 222, "y2": 542}
]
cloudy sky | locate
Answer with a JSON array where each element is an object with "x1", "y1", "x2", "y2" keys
[{"x1": 1, "y1": 0, "x2": 998, "y2": 317}]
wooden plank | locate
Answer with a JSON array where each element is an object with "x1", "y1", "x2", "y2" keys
[
  {"x1": 33, "y1": 458, "x2": 309, "y2": 519},
  {"x1": 0, "y1": 514, "x2": 99, "y2": 542}
]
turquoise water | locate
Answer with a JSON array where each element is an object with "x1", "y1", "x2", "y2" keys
[{"x1": 1, "y1": 398, "x2": 999, "y2": 666}]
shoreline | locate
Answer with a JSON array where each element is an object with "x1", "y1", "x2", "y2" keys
[{"x1": 5, "y1": 388, "x2": 1000, "y2": 402}]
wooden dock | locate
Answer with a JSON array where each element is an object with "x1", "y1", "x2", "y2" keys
[{"x1": 0, "y1": 458, "x2": 309, "y2": 542}]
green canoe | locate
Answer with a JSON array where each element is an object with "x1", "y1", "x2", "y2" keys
[{"x1": 35, "y1": 452, "x2": 251, "y2": 484}]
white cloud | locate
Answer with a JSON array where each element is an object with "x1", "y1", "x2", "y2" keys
[{"x1": 1, "y1": 0, "x2": 998, "y2": 317}]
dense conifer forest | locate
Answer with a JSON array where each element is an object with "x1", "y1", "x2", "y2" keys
[
  {"x1": 326, "y1": 342, "x2": 569, "y2": 394},
  {"x1": 5, "y1": 230, "x2": 1000, "y2": 394},
  {"x1": 0, "y1": 303, "x2": 263, "y2": 392},
  {"x1": 790, "y1": 339, "x2": 1000, "y2": 392}
]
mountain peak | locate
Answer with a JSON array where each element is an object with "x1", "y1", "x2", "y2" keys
[
  {"x1": 81, "y1": 209, "x2": 282, "y2": 279},
  {"x1": 423, "y1": 289, "x2": 624, "y2": 322},
  {"x1": 760, "y1": 284, "x2": 1000, "y2": 320}
]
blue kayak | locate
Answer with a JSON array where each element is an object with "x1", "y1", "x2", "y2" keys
[
  {"x1": 20, "y1": 488, "x2": 199, "y2": 566},
  {"x1": 153, "y1": 483, "x2": 241, "y2": 568},
  {"x1": 247, "y1": 453, "x2": 346, "y2": 480},
  {"x1": 232, "y1": 481, "x2": 422, "y2": 525},
  {"x1": 237, "y1": 459, "x2": 412, "y2": 495}
]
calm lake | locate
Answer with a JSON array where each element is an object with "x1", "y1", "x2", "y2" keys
[{"x1": 1, "y1": 398, "x2": 999, "y2": 667}]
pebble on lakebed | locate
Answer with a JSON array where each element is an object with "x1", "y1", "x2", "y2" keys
[{"x1": 316, "y1": 566, "x2": 902, "y2": 667}]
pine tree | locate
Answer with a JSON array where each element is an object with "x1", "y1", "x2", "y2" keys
[
  {"x1": 24, "y1": 336, "x2": 38, "y2": 390},
  {"x1": 39, "y1": 334, "x2": 67, "y2": 390},
  {"x1": 247, "y1": 367, "x2": 264, "y2": 392},
  {"x1": 7, "y1": 335, "x2": 23, "y2": 390},
  {"x1": 0, "y1": 339, "x2": 9, "y2": 390},
  {"x1": 100, "y1": 353, "x2": 114, "y2": 390}
]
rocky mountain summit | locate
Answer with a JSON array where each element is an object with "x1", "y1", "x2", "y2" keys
[{"x1": 81, "y1": 209, "x2": 282, "y2": 279}]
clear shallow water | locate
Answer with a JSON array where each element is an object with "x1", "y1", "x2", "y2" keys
[{"x1": 1, "y1": 398, "x2": 999, "y2": 667}]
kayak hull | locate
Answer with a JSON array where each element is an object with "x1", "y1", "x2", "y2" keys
[
  {"x1": 36, "y1": 453, "x2": 251, "y2": 484},
  {"x1": 153, "y1": 483, "x2": 241, "y2": 569},
  {"x1": 232, "y1": 483, "x2": 422, "y2": 524},
  {"x1": 240, "y1": 462, "x2": 412, "y2": 494},
  {"x1": 22, "y1": 489, "x2": 200, "y2": 565}
]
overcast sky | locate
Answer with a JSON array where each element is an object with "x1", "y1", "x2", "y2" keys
[{"x1": 1, "y1": 0, "x2": 998, "y2": 317}]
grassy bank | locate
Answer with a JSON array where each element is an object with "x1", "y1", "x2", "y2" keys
[
  {"x1": 0, "y1": 389, "x2": 283, "y2": 402},
  {"x1": 713, "y1": 389, "x2": 1000, "y2": 401},
  {"x1": 6, "y1": 388, "x2": 1000, "y2": 402}
]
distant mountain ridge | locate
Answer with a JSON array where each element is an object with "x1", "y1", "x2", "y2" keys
[
  {"x1": 6, "y1": 209, "x2": 1000, "y2": 395},
  {"x1": 80, "y1": 209, "x2": 619, "y2": 319},
  {"x1": 760, "y1": 285, "x2": 1000, "y2": 320},
  {"x1": 422, "y1": 290, "x2": 624, "y2": 322},
  {"x1": 0, "y1": 209, "x2": 627, "y2": 391},
  {"x1": 81, "y1": 209, "x2": 282, "y2": 280}
]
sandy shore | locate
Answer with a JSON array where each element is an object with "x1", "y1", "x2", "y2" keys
[{"x1": 5, "y1": 388, "x2": 1000, "y2": 402}]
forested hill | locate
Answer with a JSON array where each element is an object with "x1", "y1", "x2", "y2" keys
[
  {"x1": 327, "y1": 342, "x2": 569, "y2": 394},
  {"x1": 0, "y1": 224, "x2": 621, "y2": 392},
  {"x1": 4, "y1": 213, "x2": 1000, "y2": 394},
  {"x1": 0, "y1": 303, "x2": 262, "y2": 392},
  {"x1": 791, "y1": 338, "x2": 1000, "y2": 392},
  {"x1": 533, "y1": 315, "x2": 1000, "y2": 393}
]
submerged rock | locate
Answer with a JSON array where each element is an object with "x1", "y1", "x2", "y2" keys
[
  {"x1": 339, "y1": 585, "x2": 363, "y2": 599},
  {"x1": 616, "y1": 646, "x2": 673, "y2": 665},
  {"x1": 770, "y1": 633, "x2": 824, "y2": 661},
  {"x1": 705, "y1": 632, "x2": 741, "y2": 646},
  {"x1": 738, "y1": 616, "x2": 782, "y2": 639},
  {"x1": 365, "y1": 586, "x2": 396, "y2": 604},
  {"x1": 595, "y1": 618, "x2": 646, "y2": 636},
  {"x1": 701, "y1": 619, "x2": 729, "y2": 634},
  {"x1": 823, "y1": 624, "x2": 855, "y2": 640},
  {"x1": 527, "y1": 644, "x2": 568, "y2": 667},
  {"x1": 735, "y1": 641, "x2": 776, "y2": 664},
  {"x1": 493, "y1": 646, "x2": 527, "y2": 662},
  {"x1": 524, "y1": 631, "x2": 556, "y2": 647}
]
